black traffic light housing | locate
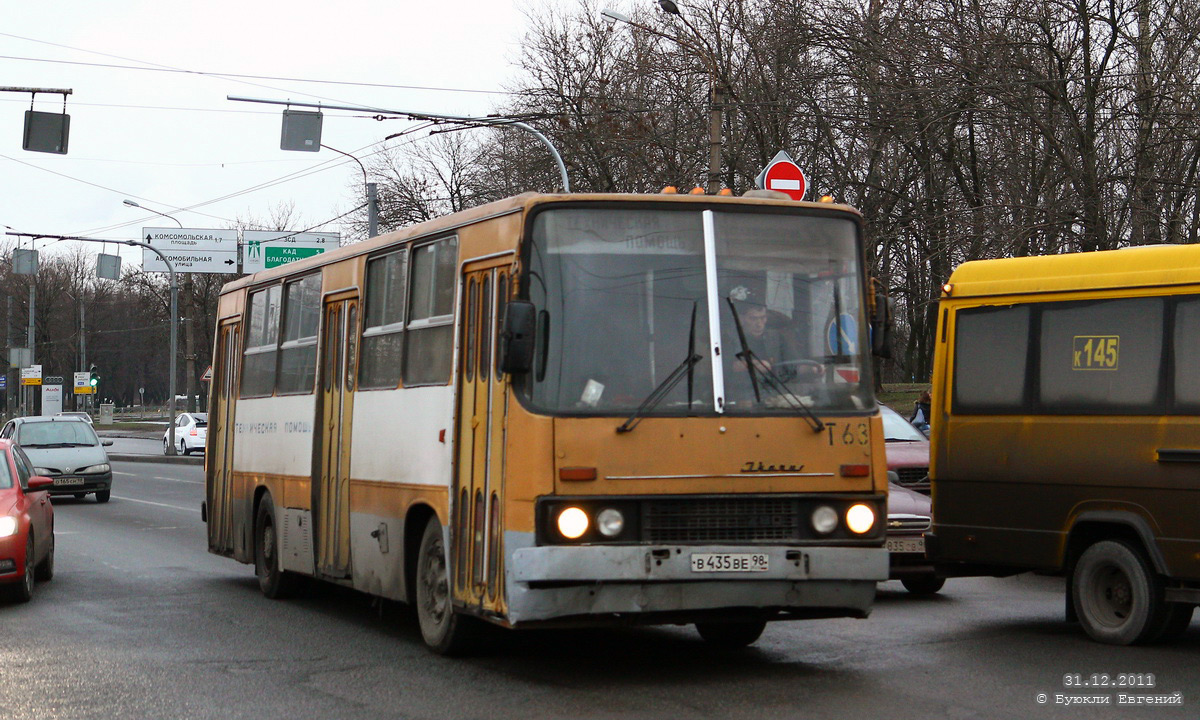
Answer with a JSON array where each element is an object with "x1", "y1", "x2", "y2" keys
[{"x1": 89, "y1": 364, "x2": 99, "y2": 388}]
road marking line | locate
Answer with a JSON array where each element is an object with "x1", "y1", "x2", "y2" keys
[
  {"x1": 111, "y1": 495, "x2": 201, "y2": 514},
  {"x1": 112, "y1": 470, "x2": 203, "y2": 485}
]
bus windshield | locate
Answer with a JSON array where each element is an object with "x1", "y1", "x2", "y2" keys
[{"x1": 522, "y1": 205, "x2": 873, "y2": 416}]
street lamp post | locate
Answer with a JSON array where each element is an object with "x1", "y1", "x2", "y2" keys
[
  {"x1": 321, "y1": 145, "x2": 378, "y2": 238},
  {"x1": 603, "y1": 3, "x2": 725, "y2": 193},
  {"x1": 124, "y1": 200, "x2": 193, "y2": 442}
]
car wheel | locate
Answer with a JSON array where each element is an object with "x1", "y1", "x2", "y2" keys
[
  {"x1": 4, "y1": 537, "x2": 36, "y2": 603},
  {"x1": 901, "y1": 575, "x2": 945, "y2": 596},
  {"x1": 1072, "y1": 539, "x2": 1165, "y2": 645},
  {"x1": 180, "y1": 439, "x2": 189, "y2": 456},
  {"x1": 34, "y1": 531, "x2": 54, "y2": 582},
  {"x1": 415, "y1": 516, "x2": 480, "y2": 655},
  {"x1": 163, "y1": 437, "x2": 170, "y2": 455},
  {"x1": 255, "y1": 496, "x2": 301, "y2": 599},
  {"x1": 95, "y1": 490, "x2": 111, "y2": 503},
  {"x1": 695, "y1": 619, "x2": 767, "y2": 648}
]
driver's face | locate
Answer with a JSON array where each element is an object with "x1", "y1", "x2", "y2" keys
[{"x1": 741, "y1": 307, "x2": 768, "y2": 336}]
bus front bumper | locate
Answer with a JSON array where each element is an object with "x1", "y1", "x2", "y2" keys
[{"x1": 505, "y1": 544, "x2": 888, "y2": 626}]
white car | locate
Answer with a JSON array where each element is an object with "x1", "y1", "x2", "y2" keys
[
  {"x1": 55, "y1": 411, "x2": 93, "y2": 424},
  {"x1": 163, "y1": 413, "x2": 207, "y2": 455}
]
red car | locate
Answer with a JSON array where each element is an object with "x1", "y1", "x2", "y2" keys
[
  {"x1": 881, "y1": 406, "x2": 943, "y2": 595},
  {"x1": 0, "y1": 439, "x2": 55, "y2": 603}
]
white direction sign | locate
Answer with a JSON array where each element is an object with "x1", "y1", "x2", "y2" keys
[
  {"x1": 242, "y1": 230, "x2": 339, "y2": 274},
  {"x1": 74, "y1": 371, "x2": 90, "y2": 388},
  {"x1": 143, "y1": 227, "x2": 240, "y2": 274}
]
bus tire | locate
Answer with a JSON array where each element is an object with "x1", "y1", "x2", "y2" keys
[
  {"x1": 415, "y1": 517, "x2": 479, "y2": 656},
  {"x1": 901, "y1": 575, "x2": 945, "y2": 596},
  {"x1": 255, "y1": 496, "x2": 301, "y2": 599},
  {"x1": 1072, "y1": 539, "x2": 1164, "y2": 645},
  {"x1": 695, "y1": 619, "x2": 766, "y2": 648}
]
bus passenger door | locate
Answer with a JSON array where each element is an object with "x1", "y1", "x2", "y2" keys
[
  {"x1": 315, "y1": 294, "x2": 358, "y2": 579},
  {"x1": 206, "y1": 321, "x2": 240, "y2": 556},
  {"x1": 454, "y1": 260, "x2": 510, "y2": 612}
]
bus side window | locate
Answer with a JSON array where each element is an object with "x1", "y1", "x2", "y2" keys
[
  {"x1": 241, "y1": 285, "x2": 282, "y2": 398},
  {"x1": 360, "y1": 250, "x2": 408, "y2": 390},
  {"x1": 405, "y1": 237, "x2": 458, "y2": 386}
]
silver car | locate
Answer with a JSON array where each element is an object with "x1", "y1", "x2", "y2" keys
[{"x1": 0, "y1": 417, "x2": 114, "y2": 503}]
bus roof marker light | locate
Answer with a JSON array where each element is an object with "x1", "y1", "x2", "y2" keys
[
  {"x1": 941, "y1": 283, "x2": 953, "y2": 296},
  {"x1": 718, "y1": 188, "x2": 732, "y2": 196},
  {"x1": 819, "y1": 195, "x2": 835, "y2": 203},
  {"x1": 690, "y1": 187, "x2": 705, "y2": 195},
  {"x1": 661, "y1": 186, "x2": 678, "y2": 194}
]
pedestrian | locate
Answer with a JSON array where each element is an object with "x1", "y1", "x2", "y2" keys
[{"x1": 909, "y1": 390, "x2": 931, "y2": 434}]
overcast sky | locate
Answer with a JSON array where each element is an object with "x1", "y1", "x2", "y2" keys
[{"x1": 1, "y1": 0, "x2": 577, "y2": 267}]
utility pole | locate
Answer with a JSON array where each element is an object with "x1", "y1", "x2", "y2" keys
[
  {"x1": 80, "y1": 302, "x2": 87, "y2": 411},
  {"x1": 184, "y1": 273, "x2": 196, "y2": 412}
]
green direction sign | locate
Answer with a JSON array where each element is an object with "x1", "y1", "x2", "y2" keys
[{"x1": 264, "y1": 246, "x2": 324, "y2": 268}]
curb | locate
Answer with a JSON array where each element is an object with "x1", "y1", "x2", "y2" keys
[{"x1": 108, "y1": 453, "x2": 205, "y2": 465}]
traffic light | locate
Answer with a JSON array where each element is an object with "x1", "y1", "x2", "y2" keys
[{"x1": 89, "y1": 364, "x2": 99, "y2": 388}]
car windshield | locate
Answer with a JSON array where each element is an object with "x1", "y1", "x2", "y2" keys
[
  {"x1": 881, "y1": 406, "x2": 926, "y2": 441},
  {"x1": 520, "y1": 206, "x2": 873, "y2": 417},
  {"x1": 17, "y1": 421, "x2": 99, "y2": 447}
]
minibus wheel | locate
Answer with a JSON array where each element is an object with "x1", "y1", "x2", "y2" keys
[
  {"x1": 695, "y1": 619, "x2": 766, "y2": 648},
  {"x1": 415, "y1": 517, "x2": 479, "y2": 655},
  {"x1": 1072, "y1": 539, "x2": 1164, "y2": 645}
]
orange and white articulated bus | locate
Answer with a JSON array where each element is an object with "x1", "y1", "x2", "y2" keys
[{"x1": 203, "y1": 191, "x2": 891, "y2": 653}]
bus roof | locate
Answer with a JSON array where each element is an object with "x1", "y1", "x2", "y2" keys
[
  {"x1": 945, "y1": 244, "x2": 1200, "y2": 299},
  {"x1": 219, "y1": 192, "x2": 862, "y2": 295}
]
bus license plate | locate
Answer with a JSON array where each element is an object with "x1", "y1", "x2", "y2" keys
[
  {"x1": 53, "y1": 477, "x2": 85, "y2": 486},
  {"x1": 690, "y1": 553, "x2": 769, "y2": 573},
  {"x1": 886, "y1": 537, "x2": 925, "y2": 554}
]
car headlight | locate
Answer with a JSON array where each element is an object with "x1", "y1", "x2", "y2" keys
[
  {"x1": 78, "y1": 463, "x2": 111, "y2": 474},
  {"x1": 811, "y1": 505, "x2": 839, "y2": 534},
  {"x1": 556, "y1": 507, "x2": 589, "y2": 539},
  {"x1": 33, "y1": 467, "x2": 53, "y2": 476},
  {"x1": 846, "y1": 504, "x2": 876, "y2": 534},
  {"x1": 0, "y1": 516, "x2": 18, "y2": 538}
]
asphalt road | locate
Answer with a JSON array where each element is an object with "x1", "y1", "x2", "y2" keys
[{"x1": 2, "y1": 460, "x2": 1197, "y2": 719}]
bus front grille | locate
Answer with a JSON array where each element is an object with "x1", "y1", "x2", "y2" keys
[{"x1": 644, "y1": 498, "x2": 801, "y2": 543}]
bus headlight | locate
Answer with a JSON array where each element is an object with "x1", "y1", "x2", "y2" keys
[
  {"x1": 556, "y1": 507, "x2": 590, "y2": 539},
  {"x1": 811, "y1": 505, "x2": 839, "y2": 534},
  {"x1": 845, "y1": 504, "x2": 876, "y2": 534},
  {"x1": 596, "y1": 508, "x2": 624, "y2": 537}
]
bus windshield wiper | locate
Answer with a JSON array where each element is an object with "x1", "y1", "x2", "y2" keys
[
  {"x1": 725, "y1": 297, "x2": 825, "y2": 433},
  {"x1": 618, "y1": 302, "x2": 701, "y2": 434}
]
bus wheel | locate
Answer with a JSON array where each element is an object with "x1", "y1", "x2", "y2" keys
[
  {"x1": 415, "y1": 517, "x2": 479, "y2": 655},
  {"x1": 901, "y1": 575, "x2": 945, "y2": 596},
  {"x1": 255, "y1": 497, "x2": 301, "y2": 599},
  {"x1": 1072, "y1": 539, "x2": 1164, "y2": 645},
  {"x1": 695, "y1": 620, "x2": 766, "y2": 648}
]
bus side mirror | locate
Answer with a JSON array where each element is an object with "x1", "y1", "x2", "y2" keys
[
  {"x1": 499, "y1": 300, "x2": 536, "y2": 374},
  {"x1": 870, "y1": 291, "x2": 893, "y2": 359}
]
